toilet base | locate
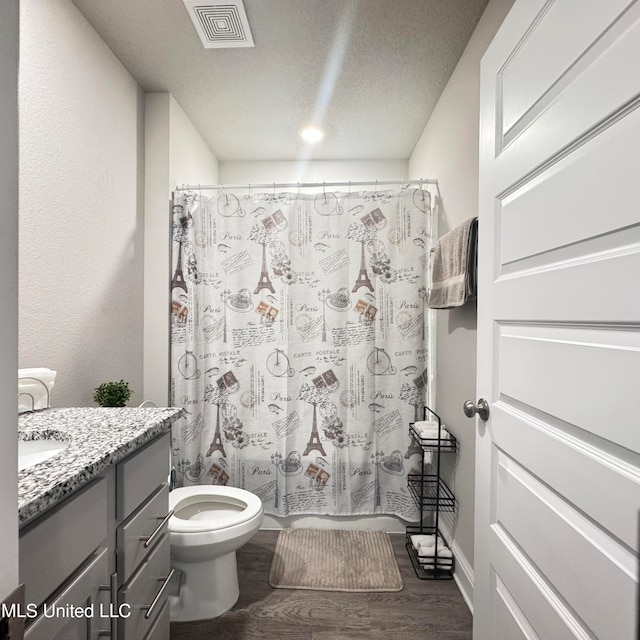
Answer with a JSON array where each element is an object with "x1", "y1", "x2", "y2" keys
[{"x1": 169, "y1": 550, "x2": 240, "y2": 621}]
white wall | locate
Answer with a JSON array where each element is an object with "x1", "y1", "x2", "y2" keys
[
  {"x1": 19, "y1": 0, "x2": 145, "y2": 408},
  {"x1": 220, "y1": 159, "x2": 408, "y2": 188},
  {"x1": 144, "y1": 93, "x2": 219, "y2": 405},
  {"x1": 0, "y1": 0, "x2": 19, "y2": 602},
  {"x1": 408, "y1": 0, "x2": 514, "y2": 608}
]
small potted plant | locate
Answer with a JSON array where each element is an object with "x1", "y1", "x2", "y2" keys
[{"x1": 93, "y1": 380, "x2": 133, "y2": 407}]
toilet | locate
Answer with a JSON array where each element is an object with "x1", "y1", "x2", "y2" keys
[{"x1": 167, "y1": 485, "x2": 264, "y2": 621}]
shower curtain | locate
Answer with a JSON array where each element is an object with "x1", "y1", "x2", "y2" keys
[{"x1": 170, "y1": 187, "x2": 434, "y2": 520}]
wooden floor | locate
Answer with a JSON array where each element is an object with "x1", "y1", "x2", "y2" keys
[{"x1": 170, "y1": 530, "x2": 472, "y2": 640}]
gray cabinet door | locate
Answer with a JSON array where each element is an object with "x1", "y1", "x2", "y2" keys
[{"x1": 25, "y1": 548, "x2": 110, "y2": 640}]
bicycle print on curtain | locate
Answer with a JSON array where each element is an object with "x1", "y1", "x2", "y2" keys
[{"x1": 170, "y1": 187, "x2": 433, "y2": 520}]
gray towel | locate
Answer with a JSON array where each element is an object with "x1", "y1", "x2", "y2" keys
[{"x1": 427, "y1": 217, "x2": 478, "y2": 309}]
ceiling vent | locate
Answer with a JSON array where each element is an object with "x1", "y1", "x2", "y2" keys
[{"x1": 183, "y1": 0, "x2": 254, "y2": 49}]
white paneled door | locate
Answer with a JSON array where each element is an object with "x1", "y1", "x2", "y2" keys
[{"x1": 474, "y1": 1, "x2": 640, "y2": 639}]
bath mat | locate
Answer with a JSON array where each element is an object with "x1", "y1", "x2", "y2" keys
[{"x1": 269, "y1": 528, "x2": 403, "y2": 592}]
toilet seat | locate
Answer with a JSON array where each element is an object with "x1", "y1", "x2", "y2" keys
[{"x1": 169, "y1": 485, "x2": 262, "y2": 534}]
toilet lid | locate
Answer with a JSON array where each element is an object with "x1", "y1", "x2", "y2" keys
[{"x1": 169, "y1": 485, "x2": 263, "y2": 533}]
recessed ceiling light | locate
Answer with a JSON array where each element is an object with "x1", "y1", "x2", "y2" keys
[{"x1": 299, "y1": 125, "x2": 325, "y2": 143}]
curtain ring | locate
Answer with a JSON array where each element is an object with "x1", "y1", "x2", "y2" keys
[
  {"x1": 323, "y1": 181, "x2": 327, "y2": 204},
  {"x1": 248, "y1": 182, "x2": 252, "y2": 197},
  {"x1": 348, "y1": 180, "x2": 351, "y2": 195},
  {"x1": 273, "y1": 182, "x2": 276, "y2": 195}
]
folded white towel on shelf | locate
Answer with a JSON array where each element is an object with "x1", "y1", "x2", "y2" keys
[
  {"x1": 420, "y1": 561, "x2": 453, "y2": 570},
  {"x1": 412, "y1": 420, "x2": 450, "y2": 439},
  {"x1": 416, "y1": 425, "x2": 450, "y2": 440},
  {"x1": 410, "y1": 534, "x2": 436, "y2": 550},
  {"x1": 420, "y1": 543, "x2": 452, "y2": 558},
  {"x1": 420, "y1": 558, "x2": 453, "y2": 572},
  {"x1": 411, "y1": 534, "x2": 452, "y2": 554},
  {"x1": 421, "y1": 535, "x2": 441, "y2": 549},
  {"x1": 413, "y1": 420, "x2": 438, "y2": 430},
  {"x1": 423, "y1": 450, "x2": 433, "y2": 466}
]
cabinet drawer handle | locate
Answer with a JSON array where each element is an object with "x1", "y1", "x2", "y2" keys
[
  {"x1": 142, "y1": 569, "x2": 175, "y2": 620},
  {"x1": 140, "y1": 510, "x2": 174, "y2": 549}
]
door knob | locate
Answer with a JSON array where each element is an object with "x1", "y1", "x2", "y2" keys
[{"x1": 463, "y1": 398, "x2": 490, "y2": 421}]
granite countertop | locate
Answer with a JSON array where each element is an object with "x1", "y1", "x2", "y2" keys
[{"x1": 18, "y1": 407, "x2": 183, "y2": 527}]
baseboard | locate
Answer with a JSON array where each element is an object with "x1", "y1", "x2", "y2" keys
[{"x1": 451, "y1": 538, "x2": 474, "y2": 614}]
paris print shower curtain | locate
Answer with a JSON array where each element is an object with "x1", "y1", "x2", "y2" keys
[{"x1": 170, "y1": 187, "x2": 433, "y2": 520}]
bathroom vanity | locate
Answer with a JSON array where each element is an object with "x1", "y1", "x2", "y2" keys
[{"x1": 17, "y1": 407, "x2": 183, "y2": 640}]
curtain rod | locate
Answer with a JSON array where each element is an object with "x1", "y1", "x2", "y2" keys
[{"x1": 174, "y1": 179, "x2": 436, "y2": 192}]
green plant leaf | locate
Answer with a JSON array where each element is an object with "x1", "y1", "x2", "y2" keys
[{"x1": 93, "y1": 380, "x2": 133, "y2": 407}]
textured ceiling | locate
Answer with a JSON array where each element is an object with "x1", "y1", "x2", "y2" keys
[{"x1": 71, "y1": 0, "x2": 489, "y2": 161}]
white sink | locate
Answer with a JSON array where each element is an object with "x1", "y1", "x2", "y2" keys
[{"x1": 18, "y1": 437, "x2": 69, "y2": 471}]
